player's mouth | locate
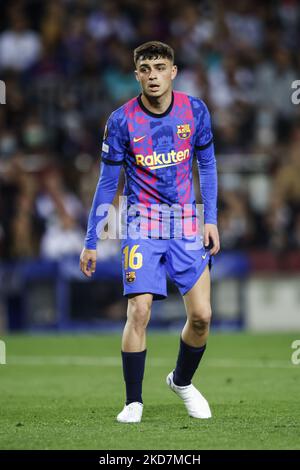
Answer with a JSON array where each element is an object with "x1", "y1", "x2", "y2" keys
[{"x1": 148, "y1": 84, "x2": 160, "y2": 91}]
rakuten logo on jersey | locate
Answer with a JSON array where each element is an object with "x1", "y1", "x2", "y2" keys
[{"x1": 135, "y1": 149, "x2": 190, "y2": 170}]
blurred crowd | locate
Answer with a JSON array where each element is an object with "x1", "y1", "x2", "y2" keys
[{"x1": 1, "y1": 0, "x2": 300, "y2": 260}]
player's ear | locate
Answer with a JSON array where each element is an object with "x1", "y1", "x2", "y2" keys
[
  {"x1": 171, "y1": 65, "x2": 178, "y2": 81},
  {"x1": 134, "y1": 70, "x2": 140, "y2": 82}
]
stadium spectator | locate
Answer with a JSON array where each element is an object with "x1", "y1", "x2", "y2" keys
[{"x1": 0, "y1": 11, "x2": 42, "y2": 72}]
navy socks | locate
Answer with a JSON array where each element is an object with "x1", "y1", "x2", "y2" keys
[
  {"x1": 121, "y1": 349, "x2": 147, "y2": 405},
  {"x1": 121, "y1": 339, "x2": 205, "y2": 404},
  {"x1": 173, "y1": 337, "x2": 206, "y2": 386}
]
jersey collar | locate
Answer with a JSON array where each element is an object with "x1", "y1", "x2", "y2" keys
[{"x1": 137, "y1": 92, "x2": 174, "y2": 118}]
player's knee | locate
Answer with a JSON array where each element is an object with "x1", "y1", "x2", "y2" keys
[
  {"x1": 127, "y1": 298, "x2": 151, "y2": 331},
  {"x1": 189, "y1": 303, "x2": 212, "y2": 334}
]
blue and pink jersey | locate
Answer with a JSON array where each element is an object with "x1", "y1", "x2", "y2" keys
[{"x1": 85, "y1": 91, "x2": 217, "y2": 249}]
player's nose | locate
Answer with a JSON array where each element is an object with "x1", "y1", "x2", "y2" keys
[{"x1": 149, "y1": 70, "x2": 157, "y2": 80}]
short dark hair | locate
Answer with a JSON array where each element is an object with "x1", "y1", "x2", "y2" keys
[{"x1": 134, "y1": 41, "x2": 174, "y2": 66}]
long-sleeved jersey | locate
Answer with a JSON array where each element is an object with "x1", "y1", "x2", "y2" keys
[{"x1": 85, "y1": 91, "x2": 217, "y2": 249}]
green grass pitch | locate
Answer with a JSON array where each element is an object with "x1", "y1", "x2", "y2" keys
[{"x1": 0, "y1": 332, "x2": 299, "y2": 450}]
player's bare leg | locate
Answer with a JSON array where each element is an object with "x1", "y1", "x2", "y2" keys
[
  {"x1": 122, "y1": 293, "x2": 153, "y2": 352},
  {"x1": 182, "y1": 264, "x2": 211, "y2": 348},
  {"x1": 117, "y1": 293, "x2": 153, "y2": 423},
  {"x1": 167, "y1": 265, "x2": 212, "y2": 418}
]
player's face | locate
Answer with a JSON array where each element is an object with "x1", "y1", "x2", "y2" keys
[{"x1": 135, "y1": 57, "x2": 177, "y2": 98}]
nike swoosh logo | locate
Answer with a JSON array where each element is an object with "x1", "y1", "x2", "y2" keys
[
  {"x1": 133, "y1": 136, "x2": 146, "y2": 143},
  {"x1": 202, "y1": 253, "x2": 207, "y2": 260}
]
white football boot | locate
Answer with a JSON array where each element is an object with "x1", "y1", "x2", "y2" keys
[
  {"x1": 166, "y1": 371, "x2": 212, "y2": 419},
  {"x1": 116, "y1": 402, "x2": 143, "y2": 423}
]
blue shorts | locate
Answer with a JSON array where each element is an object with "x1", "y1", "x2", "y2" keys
[{"x1": 121, "y1": 236, "x2": 212, "y2": 300}]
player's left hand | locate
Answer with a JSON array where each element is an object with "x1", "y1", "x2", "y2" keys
[{"x1": 204, "y1": 224, "x2": 220, "y2": 255}]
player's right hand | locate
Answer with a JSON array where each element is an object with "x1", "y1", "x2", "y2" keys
[{"x1": 80, "y1": 248, "x2": 97, "y2": 277}]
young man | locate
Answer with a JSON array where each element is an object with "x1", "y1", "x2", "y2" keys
[{"x1": 80, "y1": 41, "x2": 220, "y2": 423}]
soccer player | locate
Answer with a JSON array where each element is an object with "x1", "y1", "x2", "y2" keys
[{"x1": 80, "y1": 41, "x2": 220, "y2": 423}]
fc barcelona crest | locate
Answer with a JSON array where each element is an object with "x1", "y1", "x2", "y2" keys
[
  {"x1": 126, "y1": 271, "x2": 136, "y2": 283},
  {"x1": 177, "y1": 124, "x2": 191, "y2": 139}
]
